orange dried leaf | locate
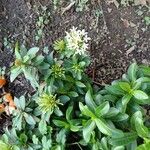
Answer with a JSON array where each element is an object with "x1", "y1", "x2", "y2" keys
[
  {"x1": 0, "y1": 104, "x2": 5, "y2": 113},
  {"x1": 0, "y1": 78, "x2": 6, "y2": 88},
  {"x1": 4, "y1": 93, "x2": 13, "y2": 103},
  {"x1": 9, "y1": 100, "x2": 16, "y2": 107}
]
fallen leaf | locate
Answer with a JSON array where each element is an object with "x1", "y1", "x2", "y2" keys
[
  {"x1": 61, "y1": 2, "x2": 75, "y2": 15},
  {"x1": 0, "y1": 77, "x2": 6, "y2": 88},
  {"x1": 0, "y1": 104, "x2": 5, "y2": 113},
  {"x1": 4, "y1": 93, "x2": 13, "y2": 103},
  {"x1": 9, "y1": 100, "x2": 15, "y2": 107}
]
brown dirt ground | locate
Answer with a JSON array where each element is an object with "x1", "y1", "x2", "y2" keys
[{"x1": 0, "y1": 0, "x2": 149, "y2": 136}]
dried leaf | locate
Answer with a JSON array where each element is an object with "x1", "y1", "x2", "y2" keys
[
  {"x1": 0, "y1": 104, "x2": 5, "y2": 113},
  {"x1": 4, "y1": 93, "x2": 13, "y2": 103},
  {"x1": 0, "y1": 78, "x2": 6, "y2": 88}
]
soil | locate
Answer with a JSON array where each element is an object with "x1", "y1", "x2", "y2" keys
[{"x1": 0, "y1": 0, "x2": 149, "y2": 141}]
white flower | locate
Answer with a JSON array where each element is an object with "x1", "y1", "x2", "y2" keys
[{"x1": 65, "y1": 27, "x2": 90, "y2": 55}]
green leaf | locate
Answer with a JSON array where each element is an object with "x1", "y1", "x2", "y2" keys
[
  {"x1": 27, "y1": 47, "x2": 39, "y2": 59},
  {"x1": 85, "y1": 90, "x2": 96, "y2": 111},
  {"x1": 135, "y1": 77, "x2": 150, "y2": 84},
  {"x1": 53, "y1": 120, "x2": 68, "y2": 127},
  {"x1": 119, "y1": 82, "x2": 131, "y2": 92},
  {"x1": 0, "y1": 140, "x2": 11, "y2": 150},
  {"x1": 13, "y1": 114, "x2": 23, "y2": 130},
  {"x1": 135, "y1": 117, "x2": 149, "y2": 138},
  {"x1": 105, "y1": 85, "x2": 124, "y2": 96},
  {"x1": 10, "y1": 67, "x2": 22, "y2": 82},
  {"x1": 94, "y1": 118, "x2": 112, "y2": 136},
  {"x1": 15, "y1": 41, "x2": 22, "y2": 60},
  {"x1": 104, "y1": 107, "x2": 119, "y2": 118},
  {"x1": 140, "y1": 65, "x2": 150, "y2": 76},
  {"x1": 100, "y1": 137, "x2": 109, "y2": 150},
  {"x1": 66, "y1": 106, "x2": 73, "y2": 121},
  {"x1": 70, "y1": 125, "x2": 80, "y2": 132},
  {"x1": 95, "y1": 101, "x2": 110, "y2": 117},
  {"x1": 39, "y1": 119, "x2": 47, "y2": 135},
  {"x1": 32, "y1": 135, "x2": 39, "y2": 144},
  {"x1": 59, "y1": 95, "x2": 70, "y2": 104},
  {"x1": 79, "y1": 102, "x2": 96, "y2": 119},
  {"x1": 121, "y1": 94, "x2": 132, "y2": 113},
  {"x1": 24, "y1": 113, "x2": 36, "y2": 125},
  {"x1": 19, "y1": 133, "x2": 28, "y2": 144},
  {"x1": 133, "y1": 90, "x2": 149, "y2": 100},
  {"x1": 132, "y1": 111, "x2": 149, "y2": 138},
  {"x1": 109, "y1": 132, "x2": 138, "y2": 146},
  {"x1": 23, "y1": 67, "x2": 39, "y2": 88},
  {"x1": 127, "y1": 63, "x2": 138, "y2": 82},
  {"x1": 56, "y1": 129, "x2": 66, "y2": 145},
  {"x1": 14, "y1": 96, "x2": 25, "y2": 110},
  {"x1": 112, "y1": 113, "x2": 129, "y2": 122},
  {"x1": 68, "y1": 91, "x2": 78, "y2": 97},
  {"x1": 83, "y1": 120, "x2": 95, "y2": 143},
  {"x1": 42, "y1": 136, "x2": 52, "y2": 149},
  {"x1": 76, "y1": 81, "x2": 86, "y2": 88}
]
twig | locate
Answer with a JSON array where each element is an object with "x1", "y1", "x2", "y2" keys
[
  {"x1": 97, "y1": 0, "x2": 108, "y2": 32},
  {"x1": 61, "y1": 1, "x2": 76, "y2": 15},
  {"x1": 68, "y1": 142, "x2": 83, "y2": 150},
  {"x1": 92, "y1": 59, "x2": 96, "y2": 81},
  {"x1": 92, "y1": 80, "x2": 102, "y2": 86}
]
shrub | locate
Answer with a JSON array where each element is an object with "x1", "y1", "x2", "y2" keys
[{"x1": 0, "y1": 27, "x2": 150, "y2": 150}]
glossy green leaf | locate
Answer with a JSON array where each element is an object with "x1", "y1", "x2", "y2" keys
[
  {"x1": 14, "y1": 41, "x2": 22, "y2": 60},
  {"x1": 27, "y1": 47, "x2": 39, "y2": 59},
  {"x1": 24, "y1": 113, "x2": 36, "y2": 125},
  {"x1": 121, "y1": 94, "x2": 132, "y2": 113},
  {"x1": 135, "y1": 117, "x2": 149, "y2": 138},
  {"x1": 85, "y1": 90, "x2": 96, "y2": 111},
  {"x1": 95, "y1": 101, "x2": 110, "y2": 117},
  {"x1": 140, "y1": 66, "x2": 150, "y2": 76},
  {"x1": 79, "y1": 102, "x2": 96, "y2": 118},
  {"x1": 109, "y1": 132, "x2": 138, "y2": 146},
  {"x1": 39, "y1": 119, "x2": 47, "y2": 135},
  {"x1": 68, "y1": 91, "x2": 79, "y2": 97},
  {"x1": 94, "y1": 118, "x2": 112, "y2": 136},
  {"x1": 58, "y1": 95, "x2": 70, "y2": 104},
  {"x1": 83, "y1": 120, "x2": 95, "y2": 143},
  {"x1": 131, "y1": 111, "x2": 149, "y2": 138},
  {"x1": 127, "y1": 63, "x2": 138, "y2": 82},
  {"x1": 14, "y1": 96, "x2": 25, "y2": 110},
  {"x1": 53, "y1": 120, "x2": 68, "y2": 128},
  {"x1": 104, "y1": 107, "x2": 119, "y2": 118},
  {"x1": 76, "y1": 81, "x2": 86, "y2": 88},
  {"x1": 10, "y1": 67, "x2": 22, "y2": 82},
  {"x1": 119, "y1": 82, "x2": 131, "y2": 92},
  {"x1": 105, "y1": 85, "x2": 124, "y2": 96},
  {"x1": 133, "y1": 90, "x2": 149, "y2": 100},
  {"x1": 66, "y1": 106, "x2": 73, "y2": 121}
]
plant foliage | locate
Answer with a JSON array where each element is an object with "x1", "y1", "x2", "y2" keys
[{"x1": 0, "y1": 27, "x2": 150, "y2": 150}]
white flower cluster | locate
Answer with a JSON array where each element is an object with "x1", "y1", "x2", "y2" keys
[{"x1": 65, "y1": 27, "x2": 91, "y2": 55}]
